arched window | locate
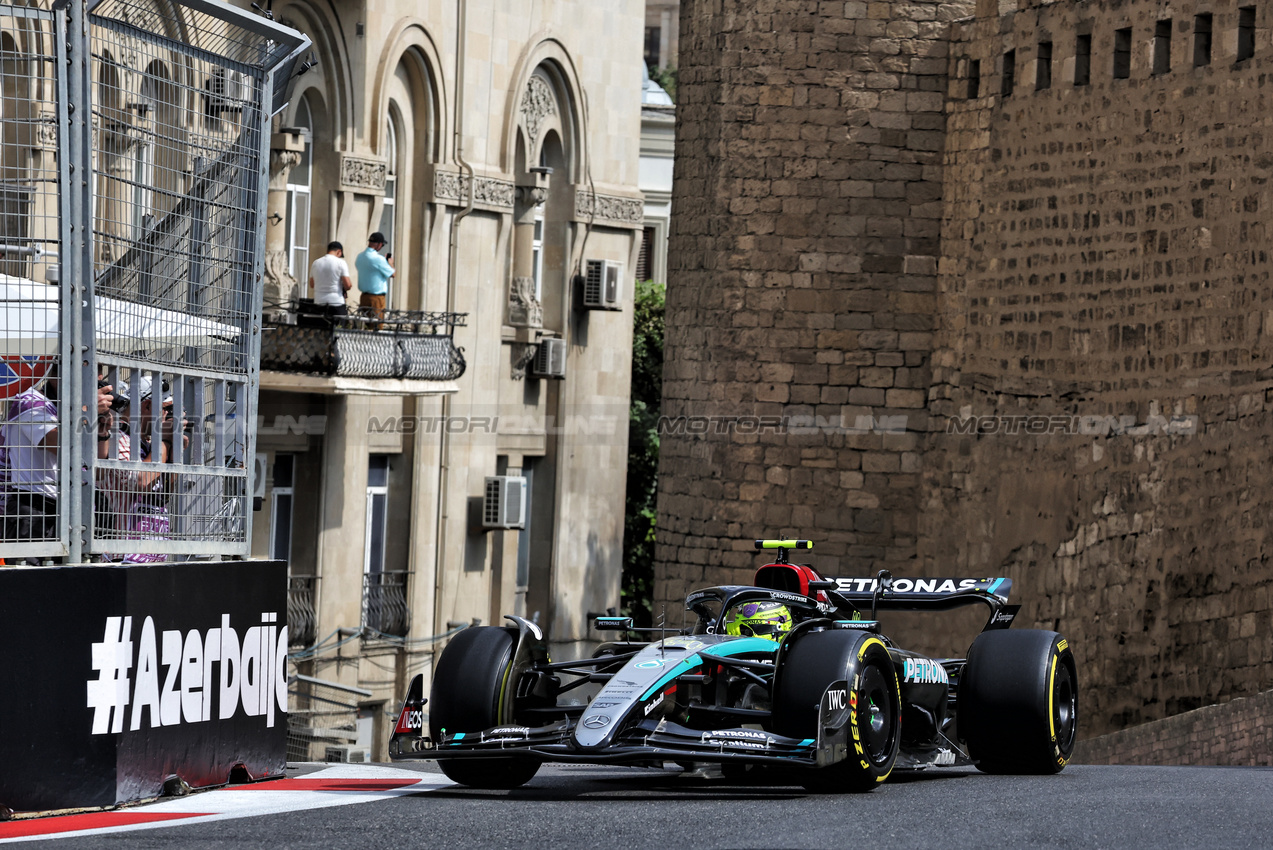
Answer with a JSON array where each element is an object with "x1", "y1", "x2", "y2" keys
[
  {"x1": 131, "y1": 63, "x2": 167, "y2": 240},
  {"x1": 285, "y1": 95, "x2": 312, "y2": 280}
]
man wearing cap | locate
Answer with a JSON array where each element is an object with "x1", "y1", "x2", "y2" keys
[
  {"x1": 98, "y1": 375, "x2": 181, "y2": 564},
  {"x1": 355, "y1": 231, "x2": 394, "y2": 321},
  {"x1": 308, "y1": 240, "x2": 351, "y2": 317}
]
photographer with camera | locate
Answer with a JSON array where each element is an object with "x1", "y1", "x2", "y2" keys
[{"x1": 96, "y1": 375, "x2": 187, "y2": 563}]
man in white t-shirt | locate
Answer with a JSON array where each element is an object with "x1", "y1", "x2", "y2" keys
[{"x1": 308, "y1": 241, "x2": 351, "y2": 315}]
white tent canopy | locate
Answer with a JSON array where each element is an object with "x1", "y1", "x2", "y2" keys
[{"x1": 0, "y1": 275, "x2": 241, "y2": 356}]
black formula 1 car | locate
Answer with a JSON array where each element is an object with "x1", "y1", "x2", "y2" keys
[{"x1": 389, "y1": 540, "x2": 1078, "y2": 792}]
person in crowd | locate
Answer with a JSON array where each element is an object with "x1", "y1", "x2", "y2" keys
[
  {"x1": 308, "y1": 240, "x2": 351, "y2": 317},
  {"x1": 97, "y1": 375, "x2": 184, "y2": 564},
  {"x1": 354, "y1": 231, "x2": 395, "y2": 323},
  {"x1": 1, "y1": 368, "x2": 113, "y2": 562}
]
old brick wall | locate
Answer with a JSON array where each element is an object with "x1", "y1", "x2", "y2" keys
[
  {"x1": 660, "y1": 0, "x2": 1273, "y2": 745},
  {"x1": 929, "y1": 0, "x2": 1273, "y2": 736},
  {"x1": 1074, "y1": 689, "x2": 1273, "y2": 765},
  {"x1": 656, "y1": 0, "x2": 973, "y2": 617}
]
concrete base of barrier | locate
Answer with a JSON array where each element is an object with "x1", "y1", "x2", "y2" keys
[{"x1": 0, "y1": 560, "x2": 288, "y2": 814}]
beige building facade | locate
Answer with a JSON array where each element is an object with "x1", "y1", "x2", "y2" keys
[{"x1": 245, "y1": 0, "x2": 645, "y2": 754}]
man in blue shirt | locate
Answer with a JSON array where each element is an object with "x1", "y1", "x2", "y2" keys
[{"x1": 354, "y1": 231, "x2": 395, "y2": 321}]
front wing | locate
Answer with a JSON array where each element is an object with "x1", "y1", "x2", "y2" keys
[{"x1": 392, "y1": 717, "x2": 828, "y2": 767}]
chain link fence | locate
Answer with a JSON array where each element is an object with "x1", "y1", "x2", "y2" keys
[{"x1": 0, "y1": 0, "x2": 308, "y2": 563}]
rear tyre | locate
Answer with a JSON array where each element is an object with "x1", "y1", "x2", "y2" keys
[
  {"x1": 958, "y1": 629, "x2": 1077, "y2": 774},
  {"x1": 429, "y1": 626, "x2": 541, "y2": 788},
  {"x1": 772, "y1": 630, "x2": 900, "y2": 793}
]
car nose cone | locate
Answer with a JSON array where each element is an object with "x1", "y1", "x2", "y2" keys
[{"x1": 582, "y1": 715, "x2": 610, "y2": 729}]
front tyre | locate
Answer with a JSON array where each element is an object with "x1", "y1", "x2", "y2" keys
[
  {"x1": 772, "y1": 630, "x2": 901, "y2": 793},
  {"x1": 429, "y1": 626, "x2": 541, "y2": 789},
  {"x1": 958, "y1": 629, "x2": 1078, "y2": 774}
]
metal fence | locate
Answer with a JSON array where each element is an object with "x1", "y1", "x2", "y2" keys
[
  {"x1": 286, "y1": 674, "x2": 371, "y2": 763},
  {"x1": 0, "y1": 0, "x2": 308, "y2": 563}
]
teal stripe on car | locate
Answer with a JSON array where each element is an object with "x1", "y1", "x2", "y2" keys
[
  {"x1": 640, "y1": 637, "x2": 777, "y2": 700},
  {"x1": 987, "y1": 578, "x2": 1005, "y2": 596}
]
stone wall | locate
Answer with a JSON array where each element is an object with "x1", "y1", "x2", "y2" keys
[
  {"x1": 930, "y1": 0, "x2": 1273, "y2": 737},
  {"x1": 660, "y1": 0, "x2": 1273, "y2": 743},
  {"x1": 657, "y1": 0, "x2": 972, "y2": 616},
  {"x1": 1075, "y1": 690, "x2": 1273, "y2": 765}
]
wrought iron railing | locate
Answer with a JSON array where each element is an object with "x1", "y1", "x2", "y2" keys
[
  {"x1": 261, "y1": 305, "x2": 467, "y2": 381},
  {"x1": 287, "y1": 574, "x2": 319, "y2": 647},
  {"x1": 362, "y1": 570, "x2": 410, "y2": 637}
]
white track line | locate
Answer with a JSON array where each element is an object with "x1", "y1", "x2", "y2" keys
[{"x1": 0, "y1": 765, "x2": 451, "y2": 844}]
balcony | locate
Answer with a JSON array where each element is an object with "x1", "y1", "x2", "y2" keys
[
  {"x1": 362, "y1": 570, "x2": 411, "y2": 637},
  {"x1": 288, "y1": 574, "x2": 319, "y2": 647},
  {"x1": 262, "y1": 304, "x2": 467, "y2": 382}
]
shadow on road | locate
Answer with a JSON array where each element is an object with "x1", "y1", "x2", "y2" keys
[{"x1": 411, "y1": 765, "x2": 978, "y2": 802}]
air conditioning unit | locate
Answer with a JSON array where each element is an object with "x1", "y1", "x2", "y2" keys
[
  {"x1": 324, "y1": 745, "x2": 370, "y2": 764},
  {"x1": 483, "y1": 476, "x2": 528, "y2": 529},
  {"x1": 583, "y1": 259, "x2": 623, "y2": 310},
  {"x1": 206, "y1": 68, "x2": 247, "y2": 114},
  {"x1": 252, "y1": 453, "x2": 268, "y2": 512},
  {"x1": 533, "y1": 337, "x2": 567, "y2": 379}
]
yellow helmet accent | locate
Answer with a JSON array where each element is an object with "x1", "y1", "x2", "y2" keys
[{"x1": 724, "y1": 601, "x2": 792, "y2": 641}]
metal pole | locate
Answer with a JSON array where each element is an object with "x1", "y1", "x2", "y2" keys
[{"x1": 58, "y1": 0, "x2": 95, "y2": 564}]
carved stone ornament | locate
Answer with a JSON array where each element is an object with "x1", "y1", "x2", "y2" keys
[
  {"x1": 36, "y1": 112, "x2": 57, "y2": 149},
  {"x1": 269, "y1": 148, "x2": 302, "y2": 191},
  {"x1": 575, "y1": 189, "x2": 645, "y2": 227},
  {"x1": 339, "y1": 153, "x2": 388, "y2": 193},
  {"x1": 508, "y1": 276, "x2": 543, "y2": 328},
  {"x1": 510, "y1": 342, "x2": 538, "y2": 381},
  {"x1": 520, "y1": 75, "x2": 556, "y2": 148},
  {"x1": 432, "y1": 171, "x2": 516, "y2": 210},
  {"x1": 263, "y1": 248, "x2": 298, "y2": 308},
  {"x1": 516, "y1": 184, "x2": 548, "y2": 208}
]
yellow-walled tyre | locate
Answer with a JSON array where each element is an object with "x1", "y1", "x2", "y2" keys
[
  {"x1": 958, "y1": 629, "x2": 1077, "y2": 774},
  {"x1": 772, "y1": 629, "x2": 901, "y2": 792},
  {"x1": 429, "y1": 626, "x2": 541, "y2": 788}
]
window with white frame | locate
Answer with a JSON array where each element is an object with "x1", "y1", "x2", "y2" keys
[
  {"x1": 364, "y1": 455, "x2": 389, "y2": 574},
  {"x1": 284, "y1": 96, "x2": 312, "y2": 281},
  {"x1": 532, "y1": 215, "x2": 544, "y2": 301},
  {"x1": 130, "y1": 139, "x2": 154, "y2": 240},
  {"x1": 270, "y1": 453, "x2": 294, "y2": 564}
]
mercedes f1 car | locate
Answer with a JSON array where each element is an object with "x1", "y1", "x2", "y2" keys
[{"x1": 389, "y1": 540, "x2": 1078, "y2": 792}]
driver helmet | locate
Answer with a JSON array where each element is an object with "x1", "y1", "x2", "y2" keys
[{"x1": 724, "y1": 600, "x2": 792, "y2": 641}]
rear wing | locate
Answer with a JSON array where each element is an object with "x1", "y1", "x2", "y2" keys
[{"x1": 829, "y1": 576, "x2": 1019, "y2": 631}]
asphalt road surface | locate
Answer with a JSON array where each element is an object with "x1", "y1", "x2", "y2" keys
[{"x1": 29, "y1": 762, "x2": 1273, "y2": 850}]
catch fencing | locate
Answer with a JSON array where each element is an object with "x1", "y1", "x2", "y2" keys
[{"x1": 0, "y1": 0, "x2": 308, "y2": 562}]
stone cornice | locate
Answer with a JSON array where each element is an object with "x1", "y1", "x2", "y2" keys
[
  {"x1": 430, "y1": 168, "x2": 516, "y2": 211},
  {"x1": 339, "y1": 153, "x2": 387, "y2": 194},
  {"x1": 572, "y1": 186, "x2": 645, "y2": 228}
]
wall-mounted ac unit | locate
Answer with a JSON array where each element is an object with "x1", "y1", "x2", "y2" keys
[
  {"x1": 252, "y1": 453, "x2": 268, "y2": 512},
  {"x1": 583, "y1": 259, "x2": 623, "y2": 310},
  {"x1": 533, "y1": 337, "x2": 567, "y2": 378},
  {"x1": 206, "y1": 68, "x2": 247, "y2": 115},
  {"x1": 483, "y1": 475, "x2": 528, "y2": 529}
]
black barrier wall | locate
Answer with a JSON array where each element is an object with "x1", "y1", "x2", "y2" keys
[{"x1": 0, "y1": 561, "x2": 288, "y2": 813}]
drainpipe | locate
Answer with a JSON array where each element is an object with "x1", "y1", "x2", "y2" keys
[{"x1": 433, "y1": 0, "x2": 477, "y2": 647}]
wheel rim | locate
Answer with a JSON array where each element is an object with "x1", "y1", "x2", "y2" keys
[
  {"x1": 858, "y1": 665, "x2": 895, "y2": 765},
  {"x1": 1053, "y1": 661, "x2": 1077, "y2": 752}
]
